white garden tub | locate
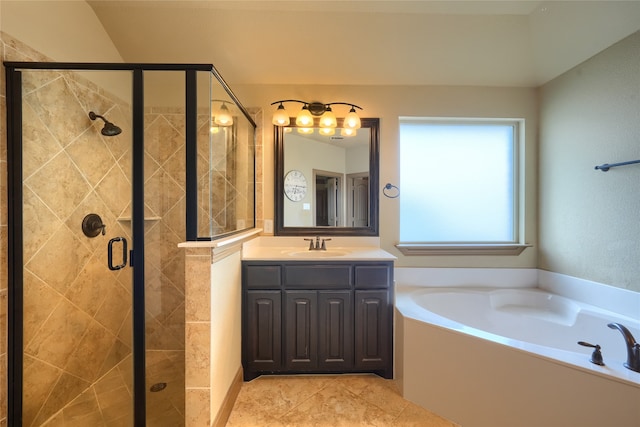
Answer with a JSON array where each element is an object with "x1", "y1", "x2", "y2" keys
[{"x1": 395, "y1": 268, "x2": 640, "y2": 427}]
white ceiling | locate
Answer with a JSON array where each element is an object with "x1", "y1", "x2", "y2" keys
[{"x1": 88, "y1": 0, "x2": 640, "y2": 87}]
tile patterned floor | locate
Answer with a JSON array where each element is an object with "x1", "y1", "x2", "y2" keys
[{"x1": 226, "y1": 374, "x2": 459, "y2": 427}]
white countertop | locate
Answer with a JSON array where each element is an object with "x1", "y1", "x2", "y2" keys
[{"x1": 241, "y1": 236, "x2": 396, "y2": 261}]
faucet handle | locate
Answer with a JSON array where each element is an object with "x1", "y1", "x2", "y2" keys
[
  {"x1": 320, "y1": 238, "x2": 332, "y2": 250},
  {"x1": 578, "y1": 341, "x2": 605, "y2": 366},
  {"x1": 303, "y1": 238, "x2": 314, "y2": 250}
]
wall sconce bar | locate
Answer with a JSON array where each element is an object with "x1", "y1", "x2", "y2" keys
[
  {"x1": 271, "y1": 99, "x2": 363, "y2": 129},
  {"x1": 594, "y1": 159, "x2": 640, "y2": 172}
]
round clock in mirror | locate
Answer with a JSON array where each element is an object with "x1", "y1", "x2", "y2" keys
[{"x1": 284, "y1": 169, "x2": 307, "y2": 201}]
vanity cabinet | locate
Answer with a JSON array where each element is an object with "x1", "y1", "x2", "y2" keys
[{"x1": 242, "y1": 261, "x2": 393, "y2": 381}]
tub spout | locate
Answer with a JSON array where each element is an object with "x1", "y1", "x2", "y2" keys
[{"x1": 607, "y1": 322, "x2": 640, "y2": 373}]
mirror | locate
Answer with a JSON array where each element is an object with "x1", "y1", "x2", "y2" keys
[{"x1": 275, "y1": 118, "x2": 379, "y2": 236}]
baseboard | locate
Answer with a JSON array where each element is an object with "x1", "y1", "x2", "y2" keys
[{"x1": 211, "y1": 366, "x2": 244, "y2": 427}]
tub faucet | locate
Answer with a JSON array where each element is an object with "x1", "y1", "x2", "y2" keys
[{"x1": 607, "y1": 322, "x2": 640, "y2": 373}]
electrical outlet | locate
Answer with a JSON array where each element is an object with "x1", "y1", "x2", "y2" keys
[{"x1": 264, "y1": 219, "x2": 273, "y2": 234}]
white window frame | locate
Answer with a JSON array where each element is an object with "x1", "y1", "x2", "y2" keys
[{"x1": 396, "y1": 117, "x2": 530, "y2": 256}]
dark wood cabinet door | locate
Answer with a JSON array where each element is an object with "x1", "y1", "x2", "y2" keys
[
  {"x1": 354, "y1": 290, "x2": 391, "y2": 376},
  {"x1": 284, "y1": 291, "x2": 318, "y2": 370},
  {"x1": 318, "y1": 291, "x2": 353, "y2": 370},
  {"x1": 245, "y1": 291, "x2": 282, "y2": 376}
]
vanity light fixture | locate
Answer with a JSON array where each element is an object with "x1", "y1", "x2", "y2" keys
[
  {"x1": 270, "y1": 100, "x2": 363, "y2": 132},
  {"x1": 296, "y1": 104, "x2": 314, "y2": 127},
  {"x1": 212, "y1": 99, "x2": 234, "y2": 126},
  {"x1": 343, "y1": 106, "x2": 362, "y2": 129},
  {"x1": 272, "y1": 103, "x2": 290, "y2": 126},
  {"x1": 319, "y1": 105, "x2": 337, "y2": 128}
]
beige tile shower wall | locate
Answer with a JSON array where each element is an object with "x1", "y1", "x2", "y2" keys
[
  {"x1": 1, "y1": 32, "x2": 39, "y2": 426},
  {"x1": 2, "y1": 40, "x2": 134, "y2": 425},
  {"x1": 0, "y1": 31, "x2": 15, "y2": 427},
  {"x1": 143, "y1": 108, "x2": 190, "y2": 352},
  {"x1": 184, "y1": 247, "x2": 212, "y2": 426},
  {"x1": 183, "y1": 246, "x2": 242, "y2": 427}
]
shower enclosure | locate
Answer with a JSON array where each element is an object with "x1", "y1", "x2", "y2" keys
[{"x1": 4, "y1": 63, "x2": 256, "y2": 426}]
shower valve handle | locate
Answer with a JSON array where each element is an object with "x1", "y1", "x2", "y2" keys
[{"x1": 82, "y1": 213, "x2": 106, "y2": 238}]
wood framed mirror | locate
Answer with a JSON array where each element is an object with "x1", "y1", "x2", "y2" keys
[{"x1": 275, "y1": 118, "x2": 379, "y2": 236}]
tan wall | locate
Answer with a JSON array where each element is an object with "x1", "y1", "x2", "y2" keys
[
  {"x1": 538, "y1": 30, "x2": 640, "y2": 292},
  {"x1": 209, "y1": 251, "x2": 242, "y2": 422},
  {"x1": 235, "y1": 84, "x2": 539, "y2": 268}
]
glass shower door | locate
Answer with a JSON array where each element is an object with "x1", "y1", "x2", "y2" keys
[
  {"x1": 7, "y1": 62, "x2": 241, "y2": 426},
  {"x1": 18, "y1": 68, "x2": 135, "y2": 426}
]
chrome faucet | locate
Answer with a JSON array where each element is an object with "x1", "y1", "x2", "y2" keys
[
  {"x1": 607, "y1": 322, "x2": 640, "y2": 373},
  {"x1": 303, "y1": 236, "x2": 331, "y2": 251}
]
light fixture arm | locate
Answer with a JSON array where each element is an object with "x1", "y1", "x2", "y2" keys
[
  {"x1": 270, "y1": 100, "x2": 363, "y2": 117},
  {"x1": 270, "y1": 100, "x2": 307, "y2": 106},
  {"x1": 325, "y1": 102, "x2": 363, "y2": 111}
]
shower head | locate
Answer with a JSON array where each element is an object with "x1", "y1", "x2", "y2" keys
[{"x1": 88, "y1": 111, "x2": 122, "y2": 136}]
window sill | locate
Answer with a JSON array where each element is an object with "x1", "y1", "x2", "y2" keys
[{"x1": 395, "y1": 243, "x2": 531, "y2": 256}]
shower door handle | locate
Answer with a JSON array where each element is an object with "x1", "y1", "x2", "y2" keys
[{"x1": 108, "y1": 236, "x2": 128, "y2": 271}]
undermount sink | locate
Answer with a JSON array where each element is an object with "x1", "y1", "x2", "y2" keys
[{"x1": 284, "y1": 250, "x2": 349, "y2": 258}]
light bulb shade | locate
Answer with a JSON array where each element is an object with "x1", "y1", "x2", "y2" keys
[
  {"x1": 343, "y1": 107, "x2": 361, "y2": 129},
  {"x1": 272, "y1": 104, "x2": 290, "y2": 126},
  {"x1": 296, "y1": 106, "x2": 314, "y2": 127},
  {"x1": 320, "y1": 108, "x2": 337, "y2": 128},
  {"x1": 297, "y1": 127, "x2": 314, "y2": 135},
  {"x1": 340, "y1": 127, "x2": 357, "y2": 137},
  {"x1": 214, "y1": 103, "x2": 233, "y2": 126},
  {"x1": 319, "y1": 127, "x2": 335, "y2": 136}
]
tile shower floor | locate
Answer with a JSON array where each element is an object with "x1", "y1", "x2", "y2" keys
[{"x1": 226, "y1": 374, "x2": 459, "y2": 426}]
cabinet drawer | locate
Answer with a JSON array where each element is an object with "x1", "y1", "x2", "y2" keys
[
  {"x1": 245, "y1": 265, "x2": 282, "y2": 289},
  {"x1": 354, "y1": 265, "x2": 391, "y2": 289},
  {"x1": 284, "y1": 265, "x2": 352, "y2": 289}
]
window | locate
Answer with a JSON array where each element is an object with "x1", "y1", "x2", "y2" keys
[{"x1": 397, "y1": 117, "x2": 527, "y2": 255}]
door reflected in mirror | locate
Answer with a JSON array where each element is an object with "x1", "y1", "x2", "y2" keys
[{"x1": 275, "y1": 118, "x2": 379, "y2": 236}]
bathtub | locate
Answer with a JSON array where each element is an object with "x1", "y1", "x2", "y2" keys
[{"x1": 394, "y1": 268, "x2": 640, "y2": 427}]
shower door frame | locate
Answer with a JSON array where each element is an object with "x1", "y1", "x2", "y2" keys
[{"x1": 4, "y1": 62, "x2": 226, "y2": 426}]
